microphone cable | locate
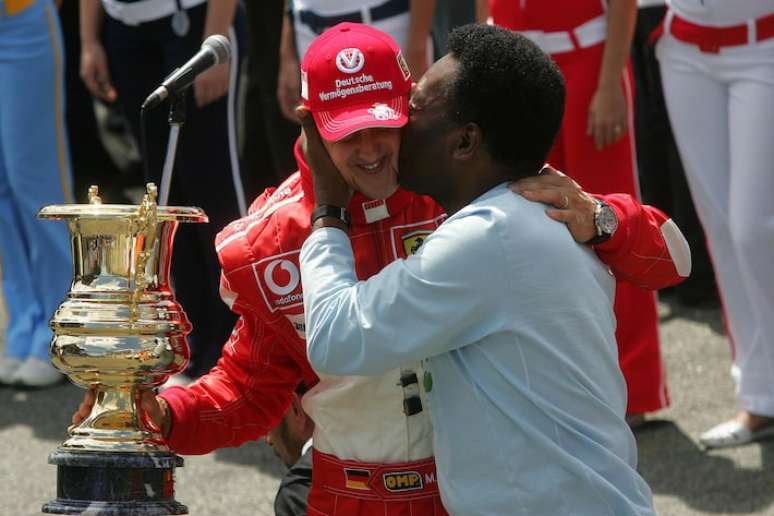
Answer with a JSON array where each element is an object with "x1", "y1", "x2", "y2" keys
[{"x1": 139, "y1": 105, "x2": 151, "y2": 190}]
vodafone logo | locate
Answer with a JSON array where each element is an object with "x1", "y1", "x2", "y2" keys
[
  {"x1": 264, "y1": 259, "x2": 299, "y2": 295},
  {"x1": 336, "y1": 48, "x2": 365, "y2": 74},
  {"x1": 253, "y1": 251, "x2": 304, "y2": 312}
]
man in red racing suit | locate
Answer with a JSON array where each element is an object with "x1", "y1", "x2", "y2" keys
[
  {"x1": 157, "y1": 136, "x2": 688, "y2": 514},
  {"x1": 74, "y1": 22, "x2": 690, "y2": 516}
]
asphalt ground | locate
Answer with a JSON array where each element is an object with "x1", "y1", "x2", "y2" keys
[{"x1": 1, "y1": 295, "x2": 773, "y2": 516}]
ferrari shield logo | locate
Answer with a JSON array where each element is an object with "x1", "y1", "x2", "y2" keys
[{"x1": 402, "y1": 230, "x2": 432, "y2": 256}]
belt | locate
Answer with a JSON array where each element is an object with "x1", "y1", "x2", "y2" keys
[
  {"x1": 311, "y1": 449, "x2": 440, "y2": 501},
  {"x1": 296, "y1": 0, "x2": 409, "y2": 36},
  {"x1": 518, "y1": 14, "x2": 607, "y2": 55},
  {"x1": 663, "y1": 10, "x2": 774, "y2": 53},
  {"x1": 101, "y1": 0, "x2": 206, "y2": 26}
]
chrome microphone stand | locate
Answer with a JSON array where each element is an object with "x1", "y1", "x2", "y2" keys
[{"x1": 159, "y1": 93, "x2": 187, "y2": 206}]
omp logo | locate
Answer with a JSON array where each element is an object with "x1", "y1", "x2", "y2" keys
[
  {"x1": 401, "y1": 229, "x2": 433, "y2": 256},
  {"x1": 336, "y1": 48, "x2": 365, "y2": 74},
  {"x1": 383, "y1": 471, "x2": 423, "y2": 492},
  {"x1": 253, "y1": 251, "x2": 303, "y2": 312}
]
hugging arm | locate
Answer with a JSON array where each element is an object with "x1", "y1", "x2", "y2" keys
[{"x1": 513, "y1": 167, "x2": 690, "y2": 289}]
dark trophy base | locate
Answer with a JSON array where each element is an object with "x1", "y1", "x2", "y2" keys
[{"x1": 42, "y1": 450, "x2": 187, "y2": 515}]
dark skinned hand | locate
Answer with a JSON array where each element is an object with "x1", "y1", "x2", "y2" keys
[
  {"x1": 510, "y1": 166, "x2": 598, "y2": 244},
  {"x1": 296, "y1": 106, "x2": 352, "y2": 209}
]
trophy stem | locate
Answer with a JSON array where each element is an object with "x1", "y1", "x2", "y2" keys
[{"x1": 63, "y1": 387, "x2": 167, "y2": 453}]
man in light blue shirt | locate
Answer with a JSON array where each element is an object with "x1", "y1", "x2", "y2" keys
[{"x1": 298, "y1": 24, "x2": 655, "y2": 516}]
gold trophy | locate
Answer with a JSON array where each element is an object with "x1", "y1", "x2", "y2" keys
[{"x1": 39, "y1": 184, "x2": 206, "y2": 515}]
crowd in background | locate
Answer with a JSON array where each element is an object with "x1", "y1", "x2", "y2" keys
[{"x1": 1, "y1": 1, "x2": 772, "y2": 505}]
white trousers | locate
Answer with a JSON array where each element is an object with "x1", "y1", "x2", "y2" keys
[{"x1": 657, "y1": 33, "x2": 774, "y2": 415}]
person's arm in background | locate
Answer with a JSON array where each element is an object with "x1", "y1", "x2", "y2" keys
[
  {"x1": 512, "y1": 168, "x2": 690, "y2": 290},
  {"x1": 194, "y1": 0, "x2": 238, "y2": 107},
  {"x1": 587, "y1": 0, "x2": 637, "y2": 150},
  {"x1": 79, "y1": 0, "x2": 117, "y2": 102},
  {"x1": 278, "y1": 13, "x2": 301, "y2": 123},
  {"x1": 405, "y1": 0, "x2": 436, "y2": 79},
  {"x1": 476, "y1": 0, "x2": 490, "y2": 23}
]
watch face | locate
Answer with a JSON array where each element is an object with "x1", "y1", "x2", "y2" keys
[{"x1": 598, "y1": 205, "x2": 618, "y2": 235}]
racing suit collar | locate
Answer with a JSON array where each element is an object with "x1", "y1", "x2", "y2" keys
[{"x1": 294, "y1": 139, "x2": 413, "y2": 225}]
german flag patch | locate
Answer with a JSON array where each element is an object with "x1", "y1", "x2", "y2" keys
[{"x1": 344, "y1": 469, "x2": 371, "y2": 491}]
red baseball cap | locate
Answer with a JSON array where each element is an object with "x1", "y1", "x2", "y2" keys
[{"x1": 301, "y1": 22, "x2": 413, "y2": 142}]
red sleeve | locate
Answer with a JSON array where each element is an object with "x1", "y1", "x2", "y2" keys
[
  {"x1": 593, "y1": 193, "x2": 691, "y2": 290},
  {"x1": 160, "y1": 296, "x2": 304, "y2": 455}
]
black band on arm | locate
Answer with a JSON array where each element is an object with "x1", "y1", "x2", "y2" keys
[{"x1": 311, "y1": 205, "x2": 351, "y2": 227}]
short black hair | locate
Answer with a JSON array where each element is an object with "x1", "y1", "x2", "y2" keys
[{"x1": 446, "y1": 24, "x2": 565, "y2": 179}]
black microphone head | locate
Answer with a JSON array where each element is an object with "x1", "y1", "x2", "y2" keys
[{"x1": 202, "y1": 35, "x2": 231, "y2": 65}]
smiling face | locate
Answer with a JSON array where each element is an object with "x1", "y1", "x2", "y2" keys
[{"x1": 322, "y1": 127, "x2": 401, "y2": 200}]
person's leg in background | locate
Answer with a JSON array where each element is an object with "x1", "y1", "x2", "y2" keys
[
  {"x1": 631, "y1": 5, "x2": 717, "y2": 307},
  {"x1": 722, "y1": 58, "x2": 774, "y2": 434},
  {"x1": 102, "y1": 17, "x2": 167, "y2": 182},
  {"x1": 242, "y1": 0, "x2": 298, "y2": 201},
  {"x1": 550, "y1": 44, "x2": 668, "y2": 418},
  {"x1": 0, "y1": 0, "x2": 73, "y2": 387},
  {"x1": 658, "y1": 35, "x2": 766, "y2": 444},
  {"x1": 58, "y1": 0, "x2": 134, "y2": 204}
]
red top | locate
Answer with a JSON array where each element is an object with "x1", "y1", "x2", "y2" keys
[{"x1": 489, "y1": 0, "x2": 607, "y2": 31}]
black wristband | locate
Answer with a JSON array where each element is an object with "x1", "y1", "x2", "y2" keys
[
  {"x1": 311, "y1": 205, "x2": 350, "y2": 227},
  {"x1": 586, "y1": 233, "x2": 611, "y2": 246}
]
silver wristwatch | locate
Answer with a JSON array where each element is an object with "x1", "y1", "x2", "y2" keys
[{"x1": 588, "y1": 200, "x2": 618, "y2": 245}]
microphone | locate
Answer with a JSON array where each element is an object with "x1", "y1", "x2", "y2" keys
[{"x1": 141, "y1": 35, "x2": 231, "y2": 110}]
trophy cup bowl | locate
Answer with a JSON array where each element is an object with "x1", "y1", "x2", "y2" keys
[{"x1": 39, "y1": 184, "x2": 205, "y2": 515}]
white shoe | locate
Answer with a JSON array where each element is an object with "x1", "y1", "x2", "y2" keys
[
  {"x1": 699, "y1": 419, "x2": 774, "y2": 449},
  {"x1": 11, "y1": 357, "x2": 64, "y2": 388},
  {"x1": 0, "y1": 356, "x2": 23, "y2": 384}
]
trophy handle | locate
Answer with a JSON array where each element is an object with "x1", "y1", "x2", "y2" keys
[{"x1": 131, "y1": 184, "x2": 160, "y2": 316}]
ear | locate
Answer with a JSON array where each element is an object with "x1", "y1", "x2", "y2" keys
[{"x1": 451, "y1": 122, "x2": 482, "y2": 161}]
